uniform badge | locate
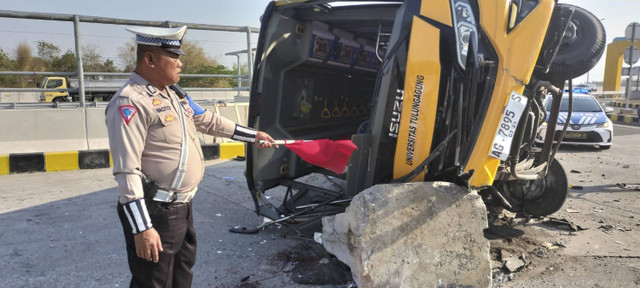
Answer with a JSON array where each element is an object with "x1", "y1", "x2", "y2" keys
[
  {"x1": 152, "y1": 98, "x2": 162, "y2": 106},
  {"x1": 146, "y1": 84, "x2": 157, "y2": 94},
  {"x1": 165, "y1": 114, "x2": 175, "y2": 122},
  {"x1": 119, "y1": 105, "x2": 137, "y2": 125}
]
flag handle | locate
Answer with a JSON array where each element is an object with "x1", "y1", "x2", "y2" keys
[{"x1": 258, "y1": 139, "x2": 309, "y2": 146}]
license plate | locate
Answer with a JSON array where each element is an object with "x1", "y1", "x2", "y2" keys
[
  {"x1": 490, "y1": 91, "x2": 527, "y2": 161},
  {"x1": 564, "y1": 131, "x2": 587, "y2": 140}
]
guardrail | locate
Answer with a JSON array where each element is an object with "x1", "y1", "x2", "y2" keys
[
  {"x1": 0, "y1": 71, "x2": 251, "y2": 108},
  {"x1": 0, "y1": 98, "x2": 231, "y2": 110},
  {"x1": 591, "y1": 91, "x2": 625, "y2": 99},
  {"x1": 0, "y1": 10, "x2": 258, "y2": 107},
  {"x1": 0, "y1": 102, "x2": 106, "y2": 110}
]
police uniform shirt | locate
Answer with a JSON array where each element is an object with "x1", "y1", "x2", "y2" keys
[{"x1": 106, "y1": 72, "x2": 237, "y2": 204}]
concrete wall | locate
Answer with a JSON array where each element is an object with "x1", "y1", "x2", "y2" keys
[
  {"x1": 0, "y1": 92, "x2": 40, "y2": 103},
  {"x1": 1, "y1": 109, "x2": 90, "y2": 154},
  {"x1": 0, "y1": 102, "x2": 250, "y2": 155}
]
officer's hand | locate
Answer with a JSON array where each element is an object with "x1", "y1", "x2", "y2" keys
[
  {"x1": 255, "y1": 131, "x2": 278, "y2": 149},
  {"x1": 134, "y1": 228, "x2": 163, "y2": 263}
]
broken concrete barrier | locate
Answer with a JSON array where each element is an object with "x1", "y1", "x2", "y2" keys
[{"x1": 321, "y1": 182, "x2": 491, "y2": 288}]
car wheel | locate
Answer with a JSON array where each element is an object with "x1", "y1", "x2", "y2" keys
[
  {"x1": 534, "y1": 4, "x2": 606, "y2": 82},
  {"x1": 493, "y1": 158, "x2": 568, "y2": 217},
  {"x1": 599, "y1": 145, "x2": 611, "y2": 150}
]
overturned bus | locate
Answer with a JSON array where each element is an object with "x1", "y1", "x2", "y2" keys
[{"x1": 239, "y1": 0, "x2": 605, "y2": 232}]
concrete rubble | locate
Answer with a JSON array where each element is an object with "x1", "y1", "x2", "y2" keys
[{"x1": 321, "y1": 182, "x2": 491, "y2": 288}]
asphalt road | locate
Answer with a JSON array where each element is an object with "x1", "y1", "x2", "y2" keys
[
  {"x1": 612, "y1": 123, "x2": 640, "y2": 136},
  {"x1": 1, "y1": 123, "x2": 639, "y2": 288},
  {"x1": 498, "y1": 123, "x2": 640, "y2": 287},
  {"x1": 0, "y1": 159, "x2": 311, "y2": 288}
]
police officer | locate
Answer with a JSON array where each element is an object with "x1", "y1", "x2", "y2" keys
[{"x1": 105, "y1": 25, "x2": 276, "y2": 288}]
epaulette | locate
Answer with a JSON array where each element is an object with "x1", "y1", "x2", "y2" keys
[{"x1": 119, "y1": 81, "x2": 161, "y2": 102}]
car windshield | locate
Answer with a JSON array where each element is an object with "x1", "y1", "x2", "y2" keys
[{"x1": 545, "y1": 96, "x2": 602, "y2": 112}]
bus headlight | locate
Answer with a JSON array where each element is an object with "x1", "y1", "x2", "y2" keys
[{"x1": 452, "y1": 0, "x2": 478, "y2": 69}]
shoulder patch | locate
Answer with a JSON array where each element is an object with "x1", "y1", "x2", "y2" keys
[{"x1": 119, "y1": 105, "x2": 138, "y2": 125}]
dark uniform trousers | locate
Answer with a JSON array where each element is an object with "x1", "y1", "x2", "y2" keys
[{"x1": 118, "y1": 201, "x2": 196, "y2": 288}]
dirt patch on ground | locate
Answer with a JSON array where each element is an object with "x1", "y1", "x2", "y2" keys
[{"x1": 274, "y1": 241, "x2": 354, "y2": 286}]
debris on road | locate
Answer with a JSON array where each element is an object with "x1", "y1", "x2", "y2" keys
[
  {"x1": 542, "y1": 240, "x2": 566, "y2": 250},
  {"x1": 599, "y1": 224, "x2": 615, "y2": 234},
  {"x1": 616, "y1": 183, "x2": 640, "y2": 191},
  {"x1": 504, "y1": 255, "x2": 527, "y2": 273},
  {"x1": 545, "y1": 217, "x2": 587, "y2": 232}
]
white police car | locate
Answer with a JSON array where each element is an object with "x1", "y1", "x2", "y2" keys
[{"x1": 536, "y1": 91, "x2": 613, "y2": 149}]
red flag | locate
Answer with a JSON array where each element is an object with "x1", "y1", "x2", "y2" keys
[{"x1": 282, "y1": 139, "x2": 358, "y2": 174}]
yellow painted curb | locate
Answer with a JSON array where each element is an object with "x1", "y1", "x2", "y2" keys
[
  {"x1": 45, "y1": 151, "x2": 79, "y2": 172},
  {"x1": 219, "y1": 142, "x2": 246, "y2": 159},
  {"x1": 0, "y1": 154, "x2": 9, "y2": 175}
]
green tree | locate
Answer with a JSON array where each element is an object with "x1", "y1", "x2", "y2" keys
[
  {"x1": 118, "y1": 40, "x2": 136, "y2": 72},
  {"x1": 180, "y1": 64, "x2": 234, "y2": 88},
  {"x1": 0, "y1": 49, "x2": 14, "y2": 70},
  {"x1": 53, "y1": 50, "x2": 77, "y2": 72},
  {"x1": 177, "y1": 40, "x2": 234, "y2": 88},
  {"x1": 116, "y1": 38, "x2": 234, "y2": 87},
  {"x1": 231, "y1": 62, "x2": 249, "y2": 88},
  {"x1": 0, "y1": 49, "x2": 19, "y2": 87},
  {"x1": 36, "y1": 41, "x2": 61, "y2": 64},
  {"x1": 82, "y1": 44, "x2": 104, "y2": 72},
  {"x1": 101, "y1": 59, "x2": 118, "y2": 73},
  {"x1": 179, "y1": 40, "x2": 219, "y2": 72}
]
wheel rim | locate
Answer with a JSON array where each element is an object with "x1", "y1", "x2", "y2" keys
[{"x1": 495, "y1": 159, "x2": 568, "y2": 217}]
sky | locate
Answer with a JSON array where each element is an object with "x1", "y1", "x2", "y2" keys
[{"x1": 0, "y1": 0, "x2": 638, "y2": 84}]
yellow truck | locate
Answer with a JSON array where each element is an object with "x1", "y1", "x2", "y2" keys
[
  {"x1": 242, "y1": 0, "x2": 606, "y2": 229},
  {"x1": 39, "y1": 76, "x2": 127, "y2": 102}
]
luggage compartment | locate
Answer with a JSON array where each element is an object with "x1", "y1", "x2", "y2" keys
[{"x1": 251, "y1": 3, "x2": 399, "y2": 180}]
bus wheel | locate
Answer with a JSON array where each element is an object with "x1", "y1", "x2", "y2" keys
[
  {"x1": 534, "y1": 4, "x2": 606, "y2": 82},
  {"x1": 494, "y1": 158, "x2": 568, "y2": 217}
]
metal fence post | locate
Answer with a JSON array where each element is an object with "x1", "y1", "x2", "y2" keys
[
  {"x1": 73, "y1": 15, "x2": 86, "y2": 107},
  {"x1": 245, "y1": 26, "x2": 253, "y2": 86},
  {"x1": 235, "y1": 54, "x2": 241, "y2": 95}
]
